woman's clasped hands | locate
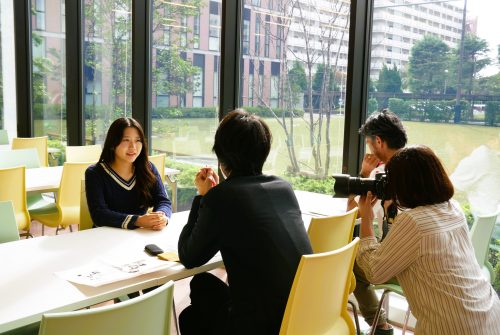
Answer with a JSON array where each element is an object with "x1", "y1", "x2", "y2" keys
[{"x1": 136, "y1": 211, "x2": 168, "y2": 230}]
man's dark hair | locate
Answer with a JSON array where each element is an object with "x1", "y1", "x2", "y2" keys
[
  {"x1": 359, "y1": 109, "x2": 407, "y2": 149},
  {"x1": 213, "y1": 109, "x2": 272, "y2": 176},
  {"x1": 385, "y1": 145, "x2": 454, "y2": 209}
]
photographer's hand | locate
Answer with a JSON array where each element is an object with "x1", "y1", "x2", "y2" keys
[
  {"x1": 360, "y1": 153, "x2": 380, "y2": 177},
  {"x1": 358, "y1": 191, "x2": 377, "y2": 238}
]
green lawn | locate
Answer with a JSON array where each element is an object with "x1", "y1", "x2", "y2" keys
[{"x1": 148, "y1": 117, "x2": 500, "y2": 176}]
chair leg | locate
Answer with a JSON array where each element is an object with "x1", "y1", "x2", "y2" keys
[
  {"x1": 42, "y1": 224, "x2": 45, "y2": 236},
  {"x1": 401, "y1": 307, "x2": 411, "y2": 335},
  {"x1": 348, "y1": 299, "x2": 361, "y2": 335},
  {"x1": 369, "y1": 290, "x2": 390, "y2": 335},
  {"x1": 172, "y1": 298, "x2": 180, "y2": 335},
  {"x1": 69, "y1": 225, "x2": 73, "y2": 232}
]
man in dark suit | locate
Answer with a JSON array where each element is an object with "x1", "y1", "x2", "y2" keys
[{"x1": 178, "y1": 110, "x2": 313, "y2": 335}]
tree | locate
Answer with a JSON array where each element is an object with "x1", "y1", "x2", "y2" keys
[
  {"x1": 287, "y1": 61, "x2": 307, "y2": 107},
  {"x1": 450, "y1": 33, "x2": 490, "y2": 95},
  {"x1": 377, "y1": 64, "x2": 402, "y2": 93},
  {"x1": 152, "y1": 0, "x2": 203, "y2": 104},
  {"x1": 408, "y1": 36, "x2": 450, "y2": 94}
]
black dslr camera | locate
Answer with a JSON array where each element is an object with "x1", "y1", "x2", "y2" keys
[{"x1": 332, "y1": 173, "x2": 388, "y2": 200}]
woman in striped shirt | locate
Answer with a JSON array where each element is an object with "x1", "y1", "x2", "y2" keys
[{"x1": 357, "y1": 145, "x2": 500, "y2": 335}]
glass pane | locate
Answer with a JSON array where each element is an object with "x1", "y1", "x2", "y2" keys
[
  {"x1": 83, "y1": 0, "x2": 132, "y2": 145},
  {"x1": 369, "y1": 0, "x2": 500, "y2": 283},
  {"x1": 239, "y1": 0, "x2": 351, "y2": 194},
  {"x1": 31, "y1": 0, "x2": 66, "y2": 162},
  {"x1": 0, "y1": 0, "x2": 16, "y2": 136},
  {"x1": 151, "y1": 0, "x2": 221, "y2": 211}
]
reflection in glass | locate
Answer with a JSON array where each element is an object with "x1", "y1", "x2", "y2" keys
[
  {"x1": 83, "y1": 0, "x2": 132, "y2": 145},
  {"x1": 151, "y1": 0, "x2": 220, "y2": 211},
  {"x1": 239, "y1": 0, "x2": 351, "y2": 194}
]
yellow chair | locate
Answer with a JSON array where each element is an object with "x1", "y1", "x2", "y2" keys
[
  {"x1": 149, "y1": 154, "x2": 177, "y2": 212},
  {"x1": 79, "y1": 179, "x2": 94, "y2": 231},
  {"x1": 149, "y1": 154, "x2": 166, "y2": 183},
  {"x1": 38, "y1": 280, "x2": 174, "y2": 335},
  {"x1": 65, "y1": 144, "x2": 102, "y2": 163},
  {"x1": 280, "y1": 238, "x2": 360, "y2": 335},
  {"x1": 0, "y1": 166, "x2": 31, "y2": 237},
  {"x1": 307, "y1": 208, "x2": 360, "y2": 335},
  {"x1": 12, "y1": 136, "x2": 49, "y2": 167},
  {"x1": 30, "y1": 162, "x2": 92, "y2": 235}
]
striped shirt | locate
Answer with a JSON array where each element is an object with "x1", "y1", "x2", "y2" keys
[{"x1": 357, "y1": 200, "x2": 500, "y2": 335}]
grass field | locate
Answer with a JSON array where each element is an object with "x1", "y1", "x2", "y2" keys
[{"x1": 148, "y1": 117, "x2": 500, "y2": 176}]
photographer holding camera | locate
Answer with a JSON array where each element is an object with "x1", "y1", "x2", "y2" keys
[
  {"x1": 346, "y1": 109, "x2": 407, "y2": 335},
  {"x1": 356, "y1": 145, "x2": 500, "y2": 334}
]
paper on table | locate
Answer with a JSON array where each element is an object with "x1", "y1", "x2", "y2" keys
[{"x1": 55, "y1": 254, "x2": 177, "y2": 287}]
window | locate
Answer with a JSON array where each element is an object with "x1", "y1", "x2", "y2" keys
[
  {"x1": 83, "y1": 0, "x2": 132, "y2": 144},
  {"x1": 209, "y1": 1, "x2": 220, "y2": 51},
  {"x1": 192, "y1": 54, "x2": 204, "y2": 107},
  {"x1": 35, "y1": 0, "x2": 46, "y2": 31},
  {"x1": 193, "y1": 13, "x2": 200, "y2": 49},
  {"x1": 0, "y1": 0, "x2": 17, "y2": 134},
  {"x1": 151, "y1": 0, "x2": 220, "y2": 211},
  {"x1": 264, "y1": 15, "x2": 270, "y2": 57},
  {"x1": 369, "y1": 1, "x2": 500, "y2": 267},
  {"x1": 255, "y1": 14, "x2": 261, "y2": 55},
  {"x1": 32, "y1": 0, "x2": 66, "y2": 149},
  {"x1": 243, "y1": 8, "x2": 250, "y2": 55},
  {"x1": 239, "y1": 0, "x2": 350, "y2": 183}
]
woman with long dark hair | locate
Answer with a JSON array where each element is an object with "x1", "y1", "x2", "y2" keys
[
  {"x1": 357, "y1": 145, "x2": 500, "y2": 334},
  {"x1": 85, "y1": 117, "x2": 171, "y2": 230}
]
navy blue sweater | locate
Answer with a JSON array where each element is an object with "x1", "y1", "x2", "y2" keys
[{"x1": 85, "y1": 162, "x2": 172, "y2": 229}]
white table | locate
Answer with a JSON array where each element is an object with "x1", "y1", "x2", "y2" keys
[
  {"x1": 0, "y1": 211, "x2": 222, "y2": 333},
  {"x1": 26, "y1": 166, "x2": 63, "y2": 193}
]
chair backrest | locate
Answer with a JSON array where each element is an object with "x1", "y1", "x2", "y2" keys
[
  {"x1": 280, "y1": 238, "x2": 360, "y2": 335},
  {"x1": 57, "y1": 162, "x2": 93, "y2": 226},
  {"x1": 0, "y1": 148, "x2": 41, "y2": 169},
  {"x1": 0, "y1": 129, "x2": 9, "y2": 144},
  {"x1": 307, "y1": 208, "x2": 358, "y2": 253},
  {"x1": 470, "y1": 211, "x2": 499, "y2": 269},
  {"x1": 38, "y1": 280, "x2": 174, "y2": 335},
  {"x1": 0, "y1": 166, "x2": 30, "y2": 231},
  {"x1": 66, "y1": 144, "x2": 102, "y2": 163},
  {"x1": 12, "y1": 136, "x2": 48, "y2": 167},
  {"x1": 149, "y1": 154, "x2": 166, "y2": 182},
  {"x1": 0, "y1": 201, "x2": 20, "y2": 243},
  {"x1": 79, "y1": 179, "x2": 93, "y2": 230}
]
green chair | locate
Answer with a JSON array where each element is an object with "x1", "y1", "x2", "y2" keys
[
  {"x1": 0, "y1": 129, "x2": 9, "y2": 144},
  {"x1": 370, "y1": 283, "x2": 411, "y2": 335},
  {"x1": 12, "y1": 136, "x2": 49, "y2": 167},
  {"x1": 0, "y1": 149, "x2": 53, "y2": 221},
  {"x1": 470, "y1": 211, "x2": 499, "y2": 282},
  {"x1": 0, "y1": 201, "x2": 20, "y2": 243},
  {"x1": 30, "y1": 162, "x2": 93, "y2": 235},
  {"x1": 0, "y1": 148, "x2": 41, "y2": 169},
  {"x1": 38, "y1": 281, "x2": 174, "y2": 335}
]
